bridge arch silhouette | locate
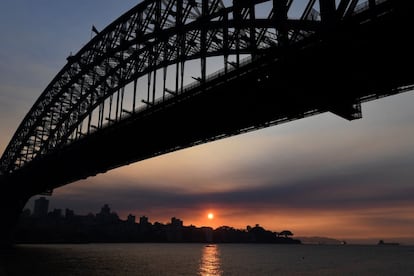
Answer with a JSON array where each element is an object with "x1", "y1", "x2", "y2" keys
[{"x1": 1, "y1": 0, "x2": 414, "y2": 245}]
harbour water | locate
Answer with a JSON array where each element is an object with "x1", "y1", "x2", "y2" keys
[{"x1": 1, "y1": 243, "x2": 414, "y2": 275}]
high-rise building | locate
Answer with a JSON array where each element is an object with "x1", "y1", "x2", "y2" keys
[
  {"x1": 96, "y1": 204, "x2": 119, "y2": 223},
  {"x1": 139, "y1": 216, "x2": 149, "y2": 225},
  {"x1": 100, "y1": 204, "x2": 111, "y2": 215},
  {"x1": 171, "y1": 217, "x2": 183, "y2": 227},
  {"x1": 127, "y1": 214, "x2": 136, "y2": 224},
  {"x1": 65, "y1": 208, "x2": 74, "y2": 219},
  {"x1": 33, "y1": 197, "x2": 49, "y2": 217}
]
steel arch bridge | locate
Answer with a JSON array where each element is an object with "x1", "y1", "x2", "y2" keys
[
  {"x1": 1, "y1": 0, "x2": 414, "y2": 244},
  {"x1": 0, "y1": 0, "x2": 391, "y2": 175}
]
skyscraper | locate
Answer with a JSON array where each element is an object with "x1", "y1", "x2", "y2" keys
[{"x1": 33, "y1": 197, "x2": 49, "y2": 217}]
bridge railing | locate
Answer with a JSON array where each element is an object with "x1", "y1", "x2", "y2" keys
[
  {"x1": 182, "y1": 56, "x2": 253, "y2": 93},
  {"x1": 89, "y1": 54, "x2": 256, "y2": 136}
]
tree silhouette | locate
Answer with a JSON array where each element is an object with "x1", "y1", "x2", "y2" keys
[{"x1": 279, "y1": 230, "x2": 293, "y2": 238}]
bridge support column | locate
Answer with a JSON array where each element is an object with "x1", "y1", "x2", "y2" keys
[{"x1": 0, "y1": 176, "x2": 29, "y2": 248}]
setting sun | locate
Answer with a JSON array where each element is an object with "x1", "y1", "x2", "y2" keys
[{"x1": 207, "y1": 213, "x2": 214, "y2": 220}]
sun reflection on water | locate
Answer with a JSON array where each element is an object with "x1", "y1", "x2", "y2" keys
[{"x1": 199, "y1": 244, "x2": 222, "y2": 276}]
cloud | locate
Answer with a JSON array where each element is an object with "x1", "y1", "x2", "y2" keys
[{"x1": 46, "y1": 150, "x2": 414, "y2": 215}]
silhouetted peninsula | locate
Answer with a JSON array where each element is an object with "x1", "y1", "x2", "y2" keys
[{"x1": 15, "y1": 201, "x2": 301, "y2": 244}]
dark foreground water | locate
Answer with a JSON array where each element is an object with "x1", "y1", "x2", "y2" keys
[{"x1": 1, "y1": 243, "x2": 414, "y2": 275}]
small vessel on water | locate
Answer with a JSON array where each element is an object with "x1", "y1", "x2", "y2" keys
[{"x1": 378, "y1": 240, "x2": 400, "y2": 246}]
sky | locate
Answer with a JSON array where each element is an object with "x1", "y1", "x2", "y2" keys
[{"x1": 1, "y1": 0, "x2": 414, "y2": 244}]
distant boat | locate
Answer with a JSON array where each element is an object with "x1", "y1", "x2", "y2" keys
[{"x1": 377, "y1": 240, "x2": 400, "y2": 246}]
